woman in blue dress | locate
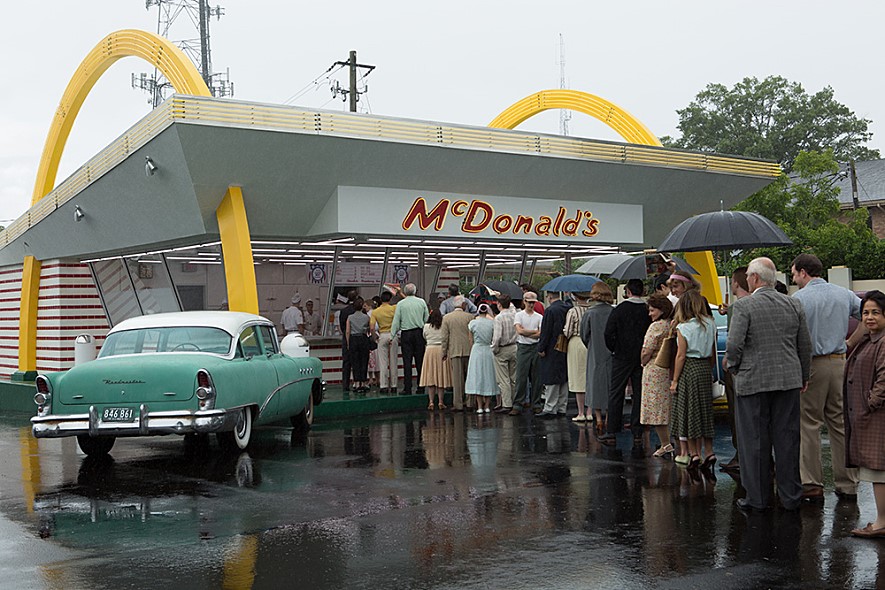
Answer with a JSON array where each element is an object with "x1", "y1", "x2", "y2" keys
[{"x1": 465, "y1": 304, "x2": 499, "y2": 414}]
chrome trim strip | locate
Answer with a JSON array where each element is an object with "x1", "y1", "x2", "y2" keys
[{"x1": 258, "y1": 376, "x2": 317, "y2": 417}]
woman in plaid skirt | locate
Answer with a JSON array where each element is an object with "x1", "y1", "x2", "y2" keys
[{"x1": 669, "y1": 290, "x2": 717, "y2": 473}]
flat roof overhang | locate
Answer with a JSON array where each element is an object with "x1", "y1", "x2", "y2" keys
[{"x1": 0, "y1": 95, "x2": 780, "y2": 266}]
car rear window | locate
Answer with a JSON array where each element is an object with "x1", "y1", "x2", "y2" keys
[{"x1": 99, "y1": 327, "x2": 233, "y2": 357}]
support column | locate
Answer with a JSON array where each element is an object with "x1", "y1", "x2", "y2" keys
[
  {"x1": 14, "y1": 256, "x2": 41, "y2": 380},
  {"x1": 477, "y1": 250, "x2": 488, "y2": 285},
  {"x1": 517, "y1": 252, "x2": 528, "y2": 285},
  {"x1": 216, "y1": 186, "x2": 258, "y2": 314},
  {"x1": 322, "y1": 247, "x2": 340, "y2": 337}
]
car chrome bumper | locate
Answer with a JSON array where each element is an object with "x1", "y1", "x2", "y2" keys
[{"x1": 31, "y1": 404, "x2": 240, "y2": 439}]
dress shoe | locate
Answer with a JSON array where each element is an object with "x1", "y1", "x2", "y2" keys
[
  {"x1": 720, "y1": 457, "x2": 740, "y2": 472},
  {"x1": 852, "y1": 523, "x2": 885, "y2": 538},
  {"x1": 835, "y1": 490, "x2": 858, "y2": 502},
  {"x1": 736, "y1": 498, "x2": 766, "y2": 513},
  {"x1": 536, "y1": 411, "x2": 556, "y2": 419},
  {"x1": 507, "y1": 408, "x2": 521, "y2": 416},
  {"x1": 801, "y1": 487, "x2": 825, "y2": 504}
]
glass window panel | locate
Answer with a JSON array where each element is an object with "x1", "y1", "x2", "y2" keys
[
  {"x1": 258, "y1": 325, "x2": 278, "y2": 354},
  {"x1": 239, "y1": 326, "x2": 262, "y2": 358},
  {"x1": 126, "y1": 256, "x2": 180, "y2": 315},
  {"x1": 90, "y1": 259, "x2": 141, "y2": 326}
]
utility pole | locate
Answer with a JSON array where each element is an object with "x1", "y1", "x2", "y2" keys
[
  {"x1": 849, "y1": 160, "x2": 873, "y2": 230},
  {"x1": 332, "y1": 51, "x2": 375, "y2": 112}
]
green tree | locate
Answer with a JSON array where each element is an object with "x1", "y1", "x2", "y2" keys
[
  {"x1": 724, "y1": 150, "x2": 885, "y2": 279},
  {"x1": 662, "y1": 76, "x2": 878, "y2": 171}
]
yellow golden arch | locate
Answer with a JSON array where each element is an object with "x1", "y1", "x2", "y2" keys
[
  {"x1": 19, "y1": 29, "x2": 258, "y2": 375},
  {"x1": 489, "y1": 89, "x2": 722, "y2": 304}
]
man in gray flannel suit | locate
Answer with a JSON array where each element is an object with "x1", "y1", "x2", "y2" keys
[{"x1": 726, "y1": 257, "x2": 812, "y2": 512}]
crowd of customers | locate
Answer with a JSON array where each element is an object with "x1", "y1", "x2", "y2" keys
[{"x1": 336, "y1": 255, "x2": 885, "y2": 535}]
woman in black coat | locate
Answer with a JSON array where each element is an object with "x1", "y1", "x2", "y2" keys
[{"x1": 537, "y1": 291, "x2": 572, "y2": 417}]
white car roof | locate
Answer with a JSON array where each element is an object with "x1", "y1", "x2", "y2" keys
[{"x1": 107, "y1": 311, "x2": 273, "y2": 337}]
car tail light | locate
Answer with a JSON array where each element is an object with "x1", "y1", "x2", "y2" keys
[
  {"x1": 34, "y1": 376, "x2": 52, "y2": 415},
  {"x1": 196, "y1": 370, "x2": 215, "y2": 410}
]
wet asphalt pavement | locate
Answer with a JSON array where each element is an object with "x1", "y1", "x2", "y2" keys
[{"x1": 1, "y1": 407, "x2": 884, "y2": 589}]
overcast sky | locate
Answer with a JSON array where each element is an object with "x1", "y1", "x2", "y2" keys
[{"x1": 1, "y1": 0, "x2": 882, "y2": 223}]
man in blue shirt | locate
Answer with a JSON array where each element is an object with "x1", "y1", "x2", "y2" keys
[{"x1": 791, "y1": 253, "x2": 861, "y2": 502}]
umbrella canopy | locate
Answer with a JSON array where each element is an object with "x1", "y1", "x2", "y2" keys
[
  {"x1": 575, "y1": 254, "x2": 700, "y2": 280},
  {"x1": 575, "y1": 254, "x2": 637, "y2": 276},
  {"x1": 669, "y1": 256, "x2": 700, "y2": 276},
  {"x1": 541, "y1": 274, "x2": 600, "y2": 293},
  {"x1": 657, "y1": 210, "x2": 792, "y2": 253},
  {"x1": 469, "y1": 280, "x2": 524, "y2": 300}
]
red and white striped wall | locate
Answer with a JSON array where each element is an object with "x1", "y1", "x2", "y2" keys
[{"x1": 0, "y1": 260, "x2": 109, "y2": 378}]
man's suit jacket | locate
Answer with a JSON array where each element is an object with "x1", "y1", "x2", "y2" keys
[
  {"x1": 441, "y1": 309, "x2": 473, "y2": 358},
  {"x1": 726, "y1": 286, "x2": 812, "y2": 396}
]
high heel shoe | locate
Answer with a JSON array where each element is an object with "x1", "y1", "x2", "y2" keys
[
  {"x1": 688, "y1": 455, "x2": 701, "y2": 470},
  {"x1": 701, "y1": 454, "x2": 718, "y2": 471},
  {"x1": 653, "y1": 443, "x2": 674, "y2": 458},
  {"x1": 675, "y1": 454, "x2": 690, "y2": 466},
  {"x1": 427, "y1": 402, "x2": 435, "y2": 410},
  {"x1": 438, "y1": 403, "x2": 447, "y2": 410}
]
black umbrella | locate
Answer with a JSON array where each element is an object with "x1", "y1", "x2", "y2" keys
[
  {"x1": 469, "y1": 280, "x2": 524, "y2": 300},
  {"x1": 575, "y1": 253, "x2": 699, "y2": 280},
  {"x1": 657, "y1": 210, "x2": 792, "y2": 252}
]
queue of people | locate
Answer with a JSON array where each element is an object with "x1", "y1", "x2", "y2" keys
[{"x1": 330, "y1": 257, "x2": 885, "y2": 537}]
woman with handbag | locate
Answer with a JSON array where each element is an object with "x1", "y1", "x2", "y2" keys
[
  {"x1": 420, "y1": 309, "x2": 451, "y2": 410},
  {"x1": 640, "y1": 294, "x2": 675, "y2": 457},
  {"x1": 581, "y1": 282, "x2": 615, "y2": 434},
  {"x1": 564, "y1": 292, "x2": 591, "y2": 422}
]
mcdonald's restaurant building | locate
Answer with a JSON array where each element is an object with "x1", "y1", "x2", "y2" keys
[{"x1": 0, "y1": 30, "x2": 780, "y2": 396}]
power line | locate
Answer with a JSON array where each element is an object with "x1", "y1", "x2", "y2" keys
[{"x1": 283, "y1": 63, "x2": 345, "y2": 105}]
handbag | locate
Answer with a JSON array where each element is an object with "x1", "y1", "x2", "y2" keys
[
  {"x1": 654, "y1": 330, "x2": 677, "y2": 369},
  {"x1": 554, "y1": 334, "x2": 570, "y2": 353},
  {"x1": 368, "y1": 331, "x2": 379, "y2": 351}
]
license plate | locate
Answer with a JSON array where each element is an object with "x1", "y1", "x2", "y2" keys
[{"x1": 102, "y1": 407, "x2": 135, "y2": 422}]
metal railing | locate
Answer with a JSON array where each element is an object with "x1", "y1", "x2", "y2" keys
[{"x1": 0, "y1": 95, "x2": 781, "y2": 249}]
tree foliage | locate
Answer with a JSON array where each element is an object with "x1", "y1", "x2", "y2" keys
[
  {"x1": 663, "y1": 76, "x2": 879, "y2": 171},
  {"x1": 721, "y1": 150, "x2": 885, "y2": 279}
]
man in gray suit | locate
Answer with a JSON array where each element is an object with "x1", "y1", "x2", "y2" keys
[{"x1": 726, "y1": 257, "x2": 812, "y2": 512}]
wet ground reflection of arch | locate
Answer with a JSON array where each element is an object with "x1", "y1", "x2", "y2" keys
[{"x1": 1, "y1": 413, "x2": 882, "y2": 588}]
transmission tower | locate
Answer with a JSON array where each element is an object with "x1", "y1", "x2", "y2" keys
[
  {"x1": 558, "y1": 34, "x2": 571, "y2": 136},
  {"x1": 132, "y1": 0, "x2": 234, "y2": 108}
]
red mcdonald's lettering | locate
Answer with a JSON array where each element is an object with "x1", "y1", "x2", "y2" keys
[
  {"x1": 513, "y1": 215, "x2": 533, "y2": 234},
  {"x1": 493, "y1": 214, "x2": 514, "y2": 234},
  {"x1": 562, "y1": 210, "x2": 582, "y2": 236},
  {"x1": 462, "y1": 200, "x2": 494, "y2": 233},
  {"x1": 582, "y1": 212, "x2": 600, "y2": 237},
  {"x1": 451, "y1": 200, "x2": 469, "y2": 216},
  {"x1": 552, "y1": 207, "x2": 566, "y2": 236},
  {"x1": 402, "y1": 197, "x2": 449, "y2": 231},
  {"x1": 534, "y1": 216, "x2": 553, "y2": 236}
]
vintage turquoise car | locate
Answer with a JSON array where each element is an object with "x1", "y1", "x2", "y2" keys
[{"x1": 31, "y1": 311, "x2": 323, "y2": 456}]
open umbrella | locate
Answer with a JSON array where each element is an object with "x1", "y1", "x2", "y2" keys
[
  {"x1": 469, "y1": 280, "x2": 523, "y2": 300},
  {"x1": 575, "y1": 254, "x2": 699, "y2": 280},
  {"x1": 657, "y1": 210, "x2": 792, "y2": 252},
  {"x1": 542, "y1": 274, "x2": 600, "y2": 293},
  {"x1": 574, "y1": 254, "x2": 637, "y2": 276}
]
